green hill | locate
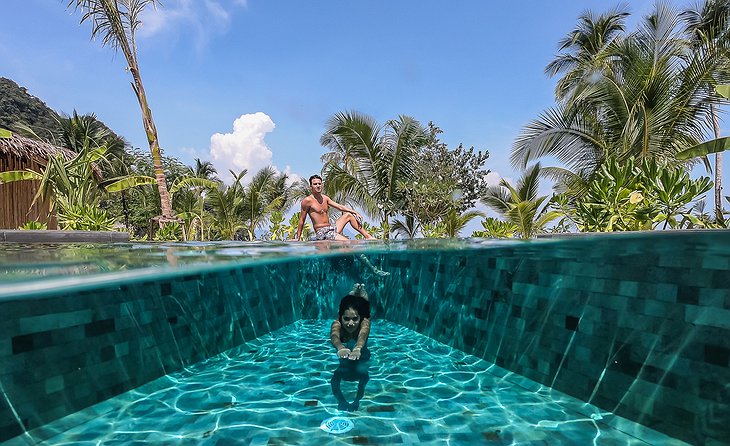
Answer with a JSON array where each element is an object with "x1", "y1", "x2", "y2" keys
[
  {"x1": 0, "y1": 77, "x2": 60, "y2": 138},
  {"x1": 0, "y1": 77, "x2": 125, "y2": 145}
]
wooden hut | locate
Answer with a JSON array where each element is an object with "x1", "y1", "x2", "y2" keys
[{"x1": 0, "y1": 134, "x2": 75, "y2": 229}]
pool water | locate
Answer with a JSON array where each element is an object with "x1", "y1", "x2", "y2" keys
[{"x1": 23, "y1": 320, "x2": 684, "y2": 446}]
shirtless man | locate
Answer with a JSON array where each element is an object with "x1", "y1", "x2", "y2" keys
[{"x1": 295, "y1": 175, "x2": 375, "y2": 241}]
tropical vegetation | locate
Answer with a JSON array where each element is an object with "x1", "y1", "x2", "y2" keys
[{"x1": 2, "y1": 0, "x2": 729, "y2": 240}]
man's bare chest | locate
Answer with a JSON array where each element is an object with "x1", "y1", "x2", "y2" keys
[{"x1": 308, "y1": 196, "x2": 328, "y2": 215}]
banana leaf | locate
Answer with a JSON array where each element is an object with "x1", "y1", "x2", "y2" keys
[
  {"x1": 0, "y1": 170, "x2": 43, "y2": 184},
  {"x1": 675, "y1": 137, "x2": 730, "y2": 160},
  {"x1": 0, "y1": 128, "x2": 11, "y2": 138},
  {"x1": 103, "y1": 175, "x2": 156, "y2": 192}
]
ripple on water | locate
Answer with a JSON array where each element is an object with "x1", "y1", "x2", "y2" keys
[{"x1": 36, "y1": 320, "x2": 678, "y2": 446}]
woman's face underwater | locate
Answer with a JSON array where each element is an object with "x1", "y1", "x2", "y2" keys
[{"x1": 341, "y1": 308, "x2": 361, "y2": 334}]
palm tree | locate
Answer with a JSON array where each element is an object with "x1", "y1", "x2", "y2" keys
[
  {"x1": 184, "y1": 158, "x2": 220, "y2": 240},
  {"x1": 241, "y1": 167, "x2": 293, "y2": 240},
  {"x1": 481, "y1": 164, "x2": 561, "y2": 239},
  {"x1": 191, "y1": 159, "x2": 218, "y2": 180},
  {"x1": 514, "y1": 4, "x2": 722, "y2": 191},
  {"x1": 320, "y1": 111, "x2": 429, "y2": 238},
  {"x1": 545, "y1": 6, "x2": 629, "y2": 101},
  {"x1": 682, "y1": 0, "x2": 730, "y2": 221},
  {"x1": 391, "y1": 214, "x2": 420, "y2": 239},
  {"x1": 441, "y1": 209, "x2": 485, "y2": 238},
  {"x1": 208, "y1": 170, "x2": 247, "y2": 240},
  {"x1": 67, "y1": 0, "x2": 174, "y2": 221}
]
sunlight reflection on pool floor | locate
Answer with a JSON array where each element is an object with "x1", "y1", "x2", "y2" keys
[{"x1": 32, "y1": 321, "x2": 685, "y2": 445}]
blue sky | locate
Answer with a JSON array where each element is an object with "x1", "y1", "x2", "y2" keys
[{"x1": 2, "y1": 0, "x2": 720, "y2": 231}]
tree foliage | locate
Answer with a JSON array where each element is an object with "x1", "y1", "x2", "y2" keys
[
  {"x1": 398, "y1": 122, "x2": 490, "y2": 224},
  {"x1": 514, "y1": 3, "x2": 729, "y2": 189},
  {"x1": 0, "y1": 77, "x2": 60, "y2": 139},
  {"x1": 552, "y1": 157, "x2": 713, "y2": 231}
]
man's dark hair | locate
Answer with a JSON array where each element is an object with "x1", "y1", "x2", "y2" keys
[
  {"x1": 338, "y1": 294, "x2": 371, "y2": 319},
  {"x1": 309, "y1": 174, "x2": 322, "y2": 185}
]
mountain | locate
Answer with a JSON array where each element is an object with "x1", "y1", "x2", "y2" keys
[
  {"x1": 0, "y1": 77, "x2": 125, "y2": 145},
  {"x1": 0, "y1": 77, "x2": 60, "y2": 138}
]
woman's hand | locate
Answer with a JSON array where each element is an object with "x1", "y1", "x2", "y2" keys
[
  {"x1": 348, "y1": 347, "x2": 362, "y2": 360},
  {"x1": 338, "y1": 347, "x2": 351, "y2": 359}
]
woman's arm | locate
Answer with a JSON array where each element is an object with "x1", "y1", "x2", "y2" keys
[
  {"x1": 348, "y1": 318, "x2": 371, "y2": 360},
  {"x1": 330, "y1": 320, "x2": 350, "y2": 358},
  {"x1": 354, "y1": 318, "x2": 371, "y2": 349}
]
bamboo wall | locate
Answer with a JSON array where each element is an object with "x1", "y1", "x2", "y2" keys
[{"x1": 0, "y1": 155, "x2": 56, "y2": 229}]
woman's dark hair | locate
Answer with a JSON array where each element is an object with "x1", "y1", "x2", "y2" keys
[{"x1": 338, "y1": 294, "x2": 371, "y2": 319}]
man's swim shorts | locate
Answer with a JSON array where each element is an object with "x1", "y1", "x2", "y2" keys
[{"x1": 314, "y1": 225, "x2": 337, "y2": 241}]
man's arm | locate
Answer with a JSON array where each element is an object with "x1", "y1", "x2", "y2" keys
[
  {"x1": 295, "y1": 200, "x2": 308, "y2": 241},
  {"x1": 326, "y1": 196, "x2": 362, "y2": 220}
]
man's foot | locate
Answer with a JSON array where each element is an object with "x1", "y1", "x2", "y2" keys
[{"x1": 358, "y1": 254, "x2": 390, "y2": 276}]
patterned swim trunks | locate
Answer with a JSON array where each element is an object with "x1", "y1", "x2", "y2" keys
[{"x1": 314, "y1": 225, "x2": 337, "y2": 241}]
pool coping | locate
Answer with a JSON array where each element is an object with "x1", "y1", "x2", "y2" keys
[{"x1": 0, "y1": 230, "x2": 129, "y2": 243}]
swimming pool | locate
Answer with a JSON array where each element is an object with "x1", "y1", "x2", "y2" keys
[{"x1": 1, "y1": 232, "x2": 728, "y2": 445}]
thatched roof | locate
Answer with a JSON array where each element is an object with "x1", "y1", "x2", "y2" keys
[{"x1": 0, "y1": 133, "x2": 76, "y2": 163}]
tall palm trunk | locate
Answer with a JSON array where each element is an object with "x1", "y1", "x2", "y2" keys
[
  {"x1": 69, "y1": 0, "x2": 174, "y2": 220},
  {"x1": 129, "y1": 65, "x2": 173, "y2": 219},
  {"x1": 712, "y1": 104, "x2": 724, "y2": 221}
]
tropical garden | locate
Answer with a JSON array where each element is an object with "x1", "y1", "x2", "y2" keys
[{"x1": 2, "y1": 0, "x2": 730, "y2": 240}]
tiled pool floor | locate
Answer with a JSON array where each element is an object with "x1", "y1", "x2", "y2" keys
[{"x1": 5, "y1": 320, "x2": 688, "y2": 445}]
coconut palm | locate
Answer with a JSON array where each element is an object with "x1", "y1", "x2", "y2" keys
[
  {"x1": 320, "y1": 111, "x2": 429, "y2": 238},
  {"x1": 67, "y1": 0, "x2": 174, "y2": 221},
  {"x1": 241, "y1": 167, "x2": 293, "y2": 240},
  {"x1": 441, "y1": 209, "x2": 485, "y2": 238},
  {"x1": 391, "y1": 214, "x2": 420, "y2": 239},
  {"x1": 191, "y1": 159, "x2": 218, "y2": 180},
  {"x1": 481, "y1": 164, "x2": 561, "y2": 239},
  {"x1": 545, "y1": 6, "x2": 629, "y2": 101},
  {"x1": 181, "y1": 158, "x2": 220, "y2": 240},
  {"x1": 514, "y1": 4, "x2": 722, "y2": 191},
  {"x1": 208, "y1": 170, "x2": 247, "y2": 240},
  {"x1": 682, "y1": 0, "x2": 730, "y2": 220}
]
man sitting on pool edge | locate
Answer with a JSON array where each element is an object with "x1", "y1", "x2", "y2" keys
[{"x1": 294, "y1": 175, "x2": 375, "y2": 241}]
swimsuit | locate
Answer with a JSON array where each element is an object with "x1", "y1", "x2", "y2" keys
[{"x1": 314, "y1": 225, "x2": 337, "y2": 241}]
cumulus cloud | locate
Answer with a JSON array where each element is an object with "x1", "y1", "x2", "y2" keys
[
  {"x1": 209, "y1": 113, "x2": 303, "y2": 186},
  {"x1": 210, "y1": 112, "x2": 275, "y2": 183},
  {"x1": 282, "y1": 166, "x2": 302, "y2": 186}
]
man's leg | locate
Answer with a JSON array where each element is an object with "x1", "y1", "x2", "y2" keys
[{"x1": 335, "y1": 213, "x2": 375, "y2": 240}]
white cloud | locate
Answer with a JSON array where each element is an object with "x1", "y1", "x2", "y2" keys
[
  {"x1": 209, "y1": 113, "x2": 305, "y2": 187},
  {"x1": 210, "y1": 112, "x2": 276, "y2": 183},
  {"x1": 282, "y1": 166, "x2": 302, "y2": 186},
  {"x1": 485, "y1": 171, "x2": 503, "y2": 187},
  {"x1": 138, "y1": 0, "x2": 244, "y2": 48}
]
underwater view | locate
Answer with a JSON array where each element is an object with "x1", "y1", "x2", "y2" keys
[
  {"x1": 1, "y1": 232, "x2": 729, "y2": 445},
  {"x1": 24, "y1": 321, "x2": 681, "y2": 445}
]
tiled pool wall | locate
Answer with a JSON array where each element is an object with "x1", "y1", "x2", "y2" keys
[
  {"x1": 1, "y1": 232, "x2": 729, "y2": 445},
  {"x1": 0, "y1": 254, "x2": 387, "y2": 444},
  {"x1": 375, "y1": 232, "x2": 730, "y2": 445}
]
